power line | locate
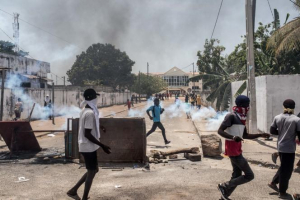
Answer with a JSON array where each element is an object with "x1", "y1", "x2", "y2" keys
[
  {"x1": 0, "y1": 26, "x2": 34, "y2": 59},
  {"x1": 181, "y1": 63, "x2": 193, "y2": 70},
  {"x1": 266, "y1": 0, "x2": 274, "y2": 19},
  {"x1": 289, "y1": 0, "x2": 300, "y2": 8},
  {"x1": 210, "y1": 0, "x2": 224, "y2": 40},
  {"x1": 0, "y1": 8, "x2": 84, "y2": 50}
]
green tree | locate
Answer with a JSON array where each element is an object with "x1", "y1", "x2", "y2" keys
[
  {"x1": 191, "y1": 39, "x2": 246, "y2": 111},
  {"x1": 67, "y1": 43, "x2": 135, "y2": 90},
  {"x1": 0, "y1": 40, "x2": 28, "y2": 57},
  {"x1": 267, "y1": 2, "x2": 300, "y2": 54},
  {"x1": 130, "y1": 73, "x2": 167, "y2": 97}
]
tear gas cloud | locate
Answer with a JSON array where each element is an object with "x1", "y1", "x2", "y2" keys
[
  {"x1": 127, "y1": 98, "x2": 228, "y2": 131},
  {"x1": 6, "y1": 74, "x2": 82, "y2": 122}
]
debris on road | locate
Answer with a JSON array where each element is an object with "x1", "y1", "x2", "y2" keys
[
  {"x1": 114, "y1": 185, "x2": 122, "y2": 188},
  {"x1": 47, "y1": 134, "x2": 55, "y2": 137},
  {"x1": 15, "y1": 177, "x2": 29, "y2": 183},
  {"x1": 201, "y1": 134, "x2": 222, "y2": 157}
]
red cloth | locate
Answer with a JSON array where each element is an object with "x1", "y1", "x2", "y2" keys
[
  {"x1": 225, "y1": 140, "x2": 242, "y2": 156},
  {"x1": 224, "y1": 106, "x2": 249, "y2": 157},
  {"x1": 127, "y1": 101, "x2": 131, "y2": 109}
]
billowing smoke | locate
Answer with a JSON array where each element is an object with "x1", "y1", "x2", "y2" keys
[{"x1": 6, "y1": 74, "x2": 81, "y2": 122}]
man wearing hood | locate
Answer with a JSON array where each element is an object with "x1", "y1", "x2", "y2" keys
[
  {"x1": 217, "y1": 95, "x2": 270, "y2": 200},
  {"x1": 67, "y1": 88, "x2": 111, "y2": 200}
]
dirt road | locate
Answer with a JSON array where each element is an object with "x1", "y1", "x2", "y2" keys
[{"x1": 0, "y1": 98, "x2": 299, "y2": 200}]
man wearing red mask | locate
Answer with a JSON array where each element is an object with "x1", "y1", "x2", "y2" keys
[{"x1": 217, "y1": 95, "x2": 270, "y2": 200}]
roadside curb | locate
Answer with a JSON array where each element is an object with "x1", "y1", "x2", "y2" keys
[{"x1": 192, "y1": 120, "x2": 203, "y2": 158}]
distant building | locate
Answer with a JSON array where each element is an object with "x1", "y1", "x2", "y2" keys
[
  {"x1": 150, "y1": 66, "x2": 202, "y2": 95},
  {"x1": 0, "y1": 52, "x2": 51, "y2": 88}
]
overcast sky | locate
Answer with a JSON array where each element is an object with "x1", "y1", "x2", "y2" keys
[{"x1": 0, "y1": 0, "x2": 299, "y2": 84}]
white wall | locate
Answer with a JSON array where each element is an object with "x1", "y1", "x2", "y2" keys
[
  {"x1": 231, "y1": 75, "x2": 300, "y2": 133},
  {"x1": 1, "y1": 87, "x2": 134, "y2": 121}
]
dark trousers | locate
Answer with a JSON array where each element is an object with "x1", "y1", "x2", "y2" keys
[
  {"x1": 224, "y1": 154, "x2": 254, "y2": 196},
  {"x1": 272, "y1": 152, "x2": 295, "y2": 193},
  {"x1": 146, "y1": 122, "x2": 167, "y2": 142}
]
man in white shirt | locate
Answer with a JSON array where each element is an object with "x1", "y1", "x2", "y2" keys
[{"x1": 67, "y1": 88, "x2": 111, "y2": 200}]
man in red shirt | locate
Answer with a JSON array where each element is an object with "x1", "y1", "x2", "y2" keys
[{"x1": 217, "y1": 95, "x2": 270, "y2": 200}]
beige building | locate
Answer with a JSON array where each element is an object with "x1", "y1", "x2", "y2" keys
[{"x1": 151, "y1": 67, "x2": 202, "y2": 95}]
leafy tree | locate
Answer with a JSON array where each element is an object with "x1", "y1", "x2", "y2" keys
[
  {"x1": 130, "y1": 73, "x2": 168, "y2": 97},
  {"x1": 0, "y1": 40, "x2": 28, "y2": 57},
  {"x1": 191, "y1": 39, "x2": 246, "y2": 111},
  {"x1": 67, "y1": 43, "x2": 135, "y2": 90},
  {"x1": 267, "y1": 3, "x2": 300, "y2": 55}
]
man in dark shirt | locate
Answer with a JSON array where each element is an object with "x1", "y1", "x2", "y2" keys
[{"x1": 217, "y1": 95, "x2": 270, "y2": 200}]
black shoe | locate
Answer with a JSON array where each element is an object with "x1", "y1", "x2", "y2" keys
[
  {"x1": 217, "y1": 184, "x2": 229, "y2": 200},
  {"x1": 165, "y1": 140, "x2": 171, "y2": 145}
]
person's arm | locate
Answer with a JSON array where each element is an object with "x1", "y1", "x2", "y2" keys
[
  {"x1": 243, "y1": 128, "x2": 270, "y2": 139},
  {"x1": 160, "y1": 108, "x2": 164, "y2": 114},
  {"x1": 270, "y1": 126, "x2": 278, "y2": 135},
  {"x1": 84, "y1": 129, "x2": 111, "y2": 154},
  {"x1": 146, "y1": 110, "x2": 153, "y2": 120},
  {"x1": 218, "y1": 124, "x2": 236, "y2": 140}
]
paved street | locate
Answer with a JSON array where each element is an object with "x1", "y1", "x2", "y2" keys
[{"x1": 0, "y1": 98, "x2": 299, "y2": 200}]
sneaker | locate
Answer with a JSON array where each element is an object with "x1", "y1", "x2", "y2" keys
[
  {"x1": 268, "y1": 183, "x2": 279, "y2": 192},
  {"x1": 292, "y1": 194, "x2": 300, "y2": 200},
  {"x1": 278, "y1": 193, "x2": 291, "y2": 199},
  {"x1": 165, "y1": 140, "x2": 171, "y2": 145},
  {"x1": 271, "y1": 152, "x2": 279, "y2": 164},
  {"x1": 217, "y1": 183, "x2": 229, "y2": 200}
]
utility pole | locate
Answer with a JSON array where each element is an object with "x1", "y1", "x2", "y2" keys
[
  {"x1": 63, "y1": 76, "x2": 65, "y2": 86},
  {"x1": 245, "y1": 0, "x2": 257, "y2": 134},
  {"x1": 192, "y1": 62, "x2": 195, "y2": 94},
  {"x1": 147, "y1": 62, "x2": 149, "y2": 77},
  {"x1": 0, "y1": 56, "x2": 11, "y2": 121},
  {"x1": 138, "y1": 71, "x2": 141, "y2": 103},
  {"x1": 52, "y1": 82, "x2": 55, "y2": 125},
  {"x1": 12, "y1": 13, "x2": 20, "y2": 53}
]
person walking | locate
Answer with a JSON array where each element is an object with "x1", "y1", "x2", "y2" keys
[
  {"x1": 217, "y1": 95, "x2": 270, "y2": 200},
  {"x1": 14, "y1": 98, "x2": 23, "y2": 121},
  {"x1": 67, "y1": 88, "x2": 111, "y2": 200},
  {"x1": 125, "y1": 99, "x2": 131, "y2": 110},
  {"x1": 196, "y1": 95, "x2": 202, "y2": 110},
  {"x1": 44, "y1": 95, "x2": 52, "y2": 120},
  {"x1": 146, "y1": 98, "x2": 170, "y2": 145},
  {"x1": 268, "y1": 99, "x2": 300, "y2": 199}
]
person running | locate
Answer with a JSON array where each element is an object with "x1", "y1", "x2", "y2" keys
[
  {"x1": 196, "y1": 95, "x2": 202, "y2": 110},
  {"x1": 268, "y1": 99, "x2": 300, "y2": 199},
  {"x1": 67, "y1": 88, "x2": 111, "y2": 200},
  {"x1": 217, "y1": 95, "x2": 270, "y2": 200},
  {"x1": 146, "y1": 98, "x2": 170, "y2": 145},
  {"x1": 125, "y1": 99, "x2": 131, "y2": 110},
  {"x1": 14, "y1": 98, "x2": 23, "y2": 121},
  {"x1": 184, "y1": 102, "x2": 191, "y2": 119}
]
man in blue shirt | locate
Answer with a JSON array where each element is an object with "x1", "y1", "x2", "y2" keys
[{"x1": 146, "y1": 98, "x2": 170, "y2": 145}]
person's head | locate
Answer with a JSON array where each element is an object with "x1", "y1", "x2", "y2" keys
[
  {"x1": 17, "y1": 98, "x2": 21, "y2": 102},
  {"x1": 45, "y1": 95, "x2": 49, "y2": 100},
  {"x1": 283, "y1": 99, "x2": 295, "y2": 114},
  {"x1": 235, "y1": 95, "x2": 250, "y2": 108},
  {"x1": 154, "y1": 98, "x2": 159, "y2": 106},
  {"x1": 83, "y1": 88, "x2": 99, "y2": 101}
]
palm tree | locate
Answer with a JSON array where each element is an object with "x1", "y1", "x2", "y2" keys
[
  {"x1": 189, "y1": 65, "x2": 246, "y2": 111},
  {"x1": 267, "y1": 2, "x2": 300, "y2": 54}
]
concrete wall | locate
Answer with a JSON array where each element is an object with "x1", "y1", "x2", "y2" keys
[
  {"x1": 231, "y1": 75, "x2": 300, "y2": 133},
  {"x1": 1, "y1": 87, "x2": 134, "y2": 121}
]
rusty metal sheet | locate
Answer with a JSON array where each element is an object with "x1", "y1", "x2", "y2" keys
[
  {"x1": 68, "y1": 118, "x2": 147, "y2": 163},
  {"x1": 0, "y1": 121, "x2": 41, "y2": 152}
]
